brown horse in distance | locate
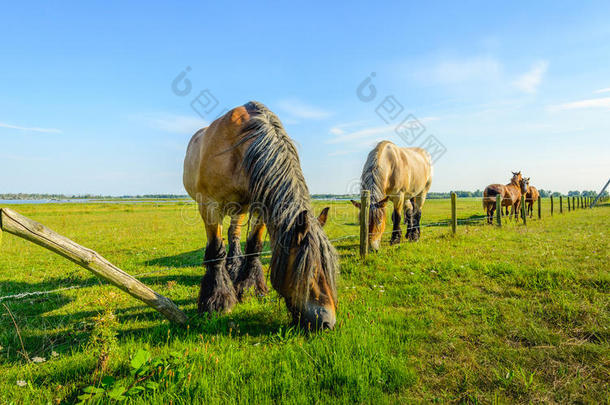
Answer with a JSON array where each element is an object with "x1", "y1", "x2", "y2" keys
[
  {"x1": 183, "y1": 101, "x2": 338, "y2": 330},
  {"x1": 525, "y1": 184, "x2": 539, "y2": 218},
  {"x1": 350, "y1": 141, "x2": 433, "y2": 251},
  {"x1": 483, "y1": 171, "x2": 529, "y2": 224}
]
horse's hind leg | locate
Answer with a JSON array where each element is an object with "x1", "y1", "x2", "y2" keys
[
  {"x1": 225, "y1": 213, "x2": 246, "y2": 283},
  {"x1": 198, "y1": 218, "x2": 237, "y2": 314},
  {"x1": 409, "y1": 193, "x2": 427, "y2": 242},
  {"x1": 487, "y1": 202, "x2": 494, "y2": 225},
  {"x1": 234, "y1": 215, "x2": 268, "y2": 301}
]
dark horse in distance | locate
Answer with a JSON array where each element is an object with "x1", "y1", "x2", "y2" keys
[{"x1": 483, "y1": 171, "x2": 529, "y2": 224}]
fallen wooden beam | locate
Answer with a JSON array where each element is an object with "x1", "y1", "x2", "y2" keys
[{"x1": 0, "y1": 208, "x2": 187, "y2": 325}]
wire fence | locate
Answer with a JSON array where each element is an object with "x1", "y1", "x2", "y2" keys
[
  {"x1": 0, "y1": 213, "x2": 498, "y2": 303},
  {"x1": 0, "y1": 194, "x2": 603, "y2": 305}
]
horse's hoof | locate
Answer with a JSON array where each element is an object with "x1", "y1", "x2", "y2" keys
[
  {"x1": 390, "y1": 237, "x2": 401, "y2": 245},
  {"x1": 234, "y1": 259, "x2": 266, "y2": 301},
  {"x1": 198, "y1": 288, "x2": 236, "y2": 314},
  {"x1": 255, "y1": 282, "x2": 269, "y2": 297},
  {"x1": 198, "y1": 275, "x2": 237, "y2": 314}
]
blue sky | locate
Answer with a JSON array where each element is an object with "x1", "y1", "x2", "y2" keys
[{"x1": 1, "y1": 1, "x2": 609, "y2": 195}]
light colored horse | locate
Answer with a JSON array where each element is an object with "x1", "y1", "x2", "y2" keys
[
  {"x1": 183, "y1": 101, "x2": 338, "y2": 330},
  {"x1": 483, "y1": 172, "x2": 529, "y2": 224},
  {"x1": 351, "y1": 141, "x2": 433, "y2": 251}
]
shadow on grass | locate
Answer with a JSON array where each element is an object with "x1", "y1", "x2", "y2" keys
[
  {"x1": 143, "y1": 248, "x2": 204, "y2": 268},
  {"x1": 142, "y1": 242, "x2": 273, "y2": 269},
  {"x1": 0, "y1": 285, "x2": 293, "y2": 367}
]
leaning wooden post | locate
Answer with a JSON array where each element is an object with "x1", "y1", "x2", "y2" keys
[
  {"x1": 550, "y1": 196, "x2": 554, "y2": 216},
  {"x1": 559, "y1": 196, "x2": 563, "y2": 213},
  {"x1": 495, "y1": 194, "x2": 502, "y2": 227},
  {"x1": 359, "y1": 190, "x2": 370, "y2": 259},
  {"x1": 450, "y1": 192, "x2": 457, "y2": 235},
  {"x1": 537, "y1": 196, "x2": 541, "y2": 219},
  {"x1": 521, "y1": 194, "x2": 526, "y2": 225},
  {"x1": 0, "y1": 208, "x2": 187, "y2": 324}
]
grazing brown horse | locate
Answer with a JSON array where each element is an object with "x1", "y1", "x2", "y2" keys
[
  {"x1": 525, "y1": 184, "x2": 539, "y2": 218},
  {"x1": 483, "y1": 171, "x2": 529, "y2": 224},
  {"x1": 183, "y1": 101, "x2": 338, "y2": 330},
  {"x1": 350, "y1": 141, "x2": 433, "y2": 251}
]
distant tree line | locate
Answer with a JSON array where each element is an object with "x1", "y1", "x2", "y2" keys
[
  {"x1": 3, "y1": 190, "x2": 607, "y2": 201},
  {"x1": 312, "y1": 189, "x2": 609, "y2": 200},
  {"x1": 0, "y1": 193, "x2": 189, "y2": 200}
]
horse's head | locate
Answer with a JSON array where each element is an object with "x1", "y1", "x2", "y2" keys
[
  {"x1": 276, "y1": 207, "x2": 338, "y2": 331},
  {"x1": 511, "y1": 171, "x2": 523, "y2": 184},
  {"x1": 350, "y1": 196, "x2": 389, "y2": 252},
  {"x1": 521, "y1": 177, "x2": 530, "y2": 194}
]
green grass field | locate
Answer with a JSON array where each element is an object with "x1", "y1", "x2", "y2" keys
[{"x1": 0, "y1": 199, "x2": 608, "y2": 403}]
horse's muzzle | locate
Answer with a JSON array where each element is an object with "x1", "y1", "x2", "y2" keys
[
  {"x1": 298, "y1": 305, "x2": 336, "y2": 331},
  {"x1": 370, "y1": 239, "x2": 381, "y2": 252}
]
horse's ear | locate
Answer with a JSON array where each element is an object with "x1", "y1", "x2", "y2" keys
[
  {"x1": 350, "y1": 200, "x2": 361, "y2": 209},
  {"x1": 317, "y1": 207, "x2": 329, "y2": 227},
  {"x1": 512, "y1": 171, "x2": 518, "y2": 175},
  {"x1": 377, "y1": 196, "x2": 390, "y2": 207},
  {"x1": 526, "y1": 177, "x2": 530, "y2": 181},
  {"x1": 294, "y1": 210, "x2": 309, "y2": 243}
]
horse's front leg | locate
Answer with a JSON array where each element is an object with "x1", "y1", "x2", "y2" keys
[
  {"x1": 409, "y1": 195, "x2": 425, "y2": 242},
  {"x1": 390, "y1": 196, "x2": 404, "y2": 245},
  {"x1": 234, "y1": 216, "x2": 268, "y2": 301},
  {"x1": 404, "y1": 198, "x2": 414, "y2": 240},
  {"x1": 225, "y1": 213, "x2": 246, "y2": 283},
  {"x1": 198, "y1": 221, "x2": 237, "y2": 314},
  {"x1": 390, "y1": 208, "x2": 402, "y2": 245}
]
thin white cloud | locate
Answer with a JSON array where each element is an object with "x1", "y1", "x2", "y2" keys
[
  {"x1": 0, "y1": 122, "x2": 62, "y2": 134},
  {"x1": 548, "y1": 97, "x2": 610, "y2": 111},
  {"x1": 326, "y1": 125, "x2": 394, "y2": 144},
  {"x1": 594, "y1": 87, "x2": 610, "y2": 94},
  {"x1": 513, "y1": 60, "x2": 548, "y2": 94},
  {"x1": 327, "y1": 117, "x2": 440, "y2": 145},
  {"x1": 327, "y1": 149, "x2": 356, "y2": 157},
  {"x1": 277, "y1": 98, "x2": 332, "y2": 120},
  {"x1": 427, "y1": 56, "x2": 502, "y2": 84},
  {"x1": 328, "y1": 120, "x2": 371, "y2": 136},
  {"x1": 141, "y1": 114, "x2": 207, "y2": 134}
]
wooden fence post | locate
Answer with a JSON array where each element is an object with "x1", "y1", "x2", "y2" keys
[
  {"x1": 451, "y1": 192, "x2": 457, "y2": 235},
  {"x1": 538, "y1": 196, "x2": 541, "y2": 219},
  {"x1": 550, "y1": 196, "x2": 554, "y2": 216},
  {"x1": 560, "y1": 196, "x2": 563, "y2": 213},
  {"x1": 0, "y1": 208, "x2": 187, "y2": 324},
  {"x1": 567, "y1": 196, "x2": 571, "y2": 211},
  {"x1": 521, "y1": 194, "x2": 526, "y2": 225},
  {"x1": 359, "y1": 190, "x2": 370, "y2": 259},
  {"x1": 496, "y1": 194, "x2": 502, "y2": 227}
]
